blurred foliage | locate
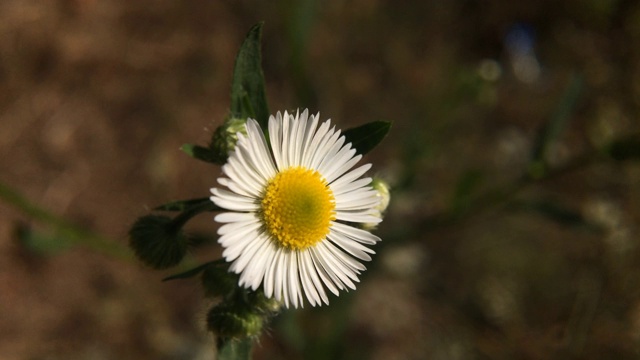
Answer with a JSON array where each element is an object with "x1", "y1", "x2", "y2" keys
[{"x1": 1, "y1": 0, "x2": 640, "y2": 359}]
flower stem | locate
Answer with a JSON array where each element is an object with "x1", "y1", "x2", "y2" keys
[{"x1": 0, "y1": 179, "x2": 132, "y2": 260}]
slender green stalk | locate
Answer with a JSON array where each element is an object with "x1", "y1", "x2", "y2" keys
[
  {"x1": 421, "y1": 151, "x2": 600, "y2": 230},
  {"x1": 0, "y1": 179, "x2": 133, "y2": 260}
]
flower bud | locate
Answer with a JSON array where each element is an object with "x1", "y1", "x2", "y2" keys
[
  {"x1": 206, "y1": 303, "x2": 264, "y2": 339},
  {"x1": 209, "y1": 117, "x2": 248, "y2": 164},
  {"x1": 246, "y1": 290, "x2": 282, "y2": 314},
  {"x1": 362, "y1": 177, "x2": 391, "y2": 230},
  {"x1": 371, "y1": 177, "x2": 390, "y2": 214},
  {"x1": 128, "y1": 215, "x2": 188, "y2": 269}
]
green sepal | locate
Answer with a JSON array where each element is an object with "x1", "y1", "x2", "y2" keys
[
  {"x1": 154, "y1": 197, "x2": 220, "y2": 212},
  {"x1": 342, "y1": 121, "x2": 391, "y2": 155},
  {"x1": 180, "y1": 143, "x2": 224, "y2": 164},
  {"x1": 163, "y1": 259, "x2": 226, "y2": 281},
  {"x1": 230, "y1": 22, "x2": 269, "y2": 130}
]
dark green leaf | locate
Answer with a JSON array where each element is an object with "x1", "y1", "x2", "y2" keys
[
  {"x1": 231, "y1": 23, "x2": 269, "y2": 130},
  {"x1": 181, "y1": 143, "x2": 224, "y2": 164},
  {"x1": 163, "y1": 259, "x2": 225, "y2": 281},
  {"x1": 342, "y1": 121, "x2": 391, "y2": 155},
  {"x1": 218, "y1": 338, "x2": 253, "y2": 360},
  {"x1": 155, "y1": 197, "x2": 218, "y2": 212}
]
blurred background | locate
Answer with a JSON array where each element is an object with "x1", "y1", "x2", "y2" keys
[{"x1": 1, "y1": 1, "x2": 640, "y2": 359}]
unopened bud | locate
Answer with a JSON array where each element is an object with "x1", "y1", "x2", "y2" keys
[
  {"x1": 206, "y1": 304, "x2": 263, "y2": 339},
  {"x1": 362, "y1": 177, "x2": 391, "y2": 230},
  {"x1": 209, "y1": 117, "x2": 248, "y2": 164},
  {"x1": 246, "y1": 290, "x2": 282, "y2": 314},
  {"x1": 371, "y1": 177, "x2": 390, "y2": 214},
  {"x1": 128, "y1": 215, "x2": 188, "y2": 269}
]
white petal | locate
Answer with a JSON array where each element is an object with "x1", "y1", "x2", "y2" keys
[
  {"x1": 211, "y1": 188, "x2": 257, "y2": 203},
  {"x1": 263, "y1": 246, "x2": 282, "y2": 298},
  {"x1": 331, "y1": 177, "x2": 372, "y2": 196},
  {"x1": 310, "y1": 128, "x2": 343, "y2": 171},
  {"x1": 316, "y1": 242, "x2": 358, "y2": 289},
  {"x1": 327, "y1": 230, "x2": 374, "y2": 262},
  {"x1": 331, "y1": 222, "x2": 381, "y2": 245},
  {"x1": 309, "y1": 247, "x2": 342, "y2": 295},
  {"x1": 245, "y1": 119, "x2": 277, "y2": 179},
  {"x1": 211, "y1": 196, "x2": 259, "y2": 212},
  {"x1": 221, "y1": 229, "x2": 259, "y2": 261},
  {"x1": 323, "y1": 150, "x2": 361, "y2": 184},
  {"x1": 308, "y1": 124, "x2": 338, "y2": 170},
  {"x1": 230, "y1": 232, "x2": 269, "y2": 274},
  {"x1": 288, "y1": 251, "x2": 301, "y2": 308},
  {"x1": 218, "y1": 221, "x2": 260, "y2": 246},
  {"x1": 317, "y1": 143, "x2": 354, "y2": 180},
  {"x1": 280, "y1": 111, "x2": 292, "y2": 169},
  {"x1": 335, "y1": 211, "x2": 382, "y2": 223},
  {"x1": 275, "y1": 249, "x2": 289, "y2": 307},
  {"x1": 301, "y1": 250, "x2": 329, "y2": 305},
  {"x1": 218, "y1": 218, "x2": 260, "y2": 237},
  {"x1": 215, "y1": 212, "x2": 256, "y2": 223},
  {"x1": 269, "y1": 112, "x2": 284, "y2": 170},
  {"x1": 302, "y1": 120, "x2": 332, "y2": 168},
  {"x1": 289, "y1": 109, "x2": 306, "y2": 166},
  {"x1": 335, "y1": 192, "x2": 380, "y2": 210},
  {"x1": 329, "y1": 163, "x2": 372, "y2": 188},
  {"x1": 238, "y1": 235, "x2": 273, "y2": 290},
  {"x1": 299, "y1": 112, "x2": 320, "y2": 167},
  {"x1": 222, "y1": 161, "x2": 262, "y2": 197},
  {"x1": 298, "y1": 250, "x2": 320, "y2": 306}
]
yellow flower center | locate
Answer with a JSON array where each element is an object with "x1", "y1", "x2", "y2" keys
[{"x1": 260, "y1": 167, "x2": 336, "y2": 250}]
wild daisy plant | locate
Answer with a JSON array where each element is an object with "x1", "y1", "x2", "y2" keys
[{"x1": 128, "y1": 23, "x2": 390, "y2": 358}]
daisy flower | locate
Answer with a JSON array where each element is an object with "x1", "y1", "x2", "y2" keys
[{"x1": 210, "y1": 109, "x2": 382, "y2": 308}]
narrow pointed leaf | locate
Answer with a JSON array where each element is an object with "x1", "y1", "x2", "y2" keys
[
  {"x1": 231, "y1": 22, "x2": 269, "y2": 130},
  {"x1": 181, "y1": 143, "x2": 225, "y2": 164},
  {"x1": 162, "y1": 260, "x2": 225, "y2": 281},
  {"x1": 343, "y1": 121, "x2": 391, "y2": 155}
]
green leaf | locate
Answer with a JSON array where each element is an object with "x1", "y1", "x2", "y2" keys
[
  {"x1": 162, "y1": 259, "x2": 225, "y2": 281},
  {"x1": 154, "y1": 197, "x2": 218, "y2": 212},
  {"x1": 231, "y1": 22, "x2": 269, "y2": 130},
  {"x1": 180, "y1": 143, "x2": 224, "y2": 164},
  {"x1": 217, "y1": 338, "x2": 253, "y2": 360},
  {"x1": 342, "y1": 121, "x2": 391, "y2": 155}
]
